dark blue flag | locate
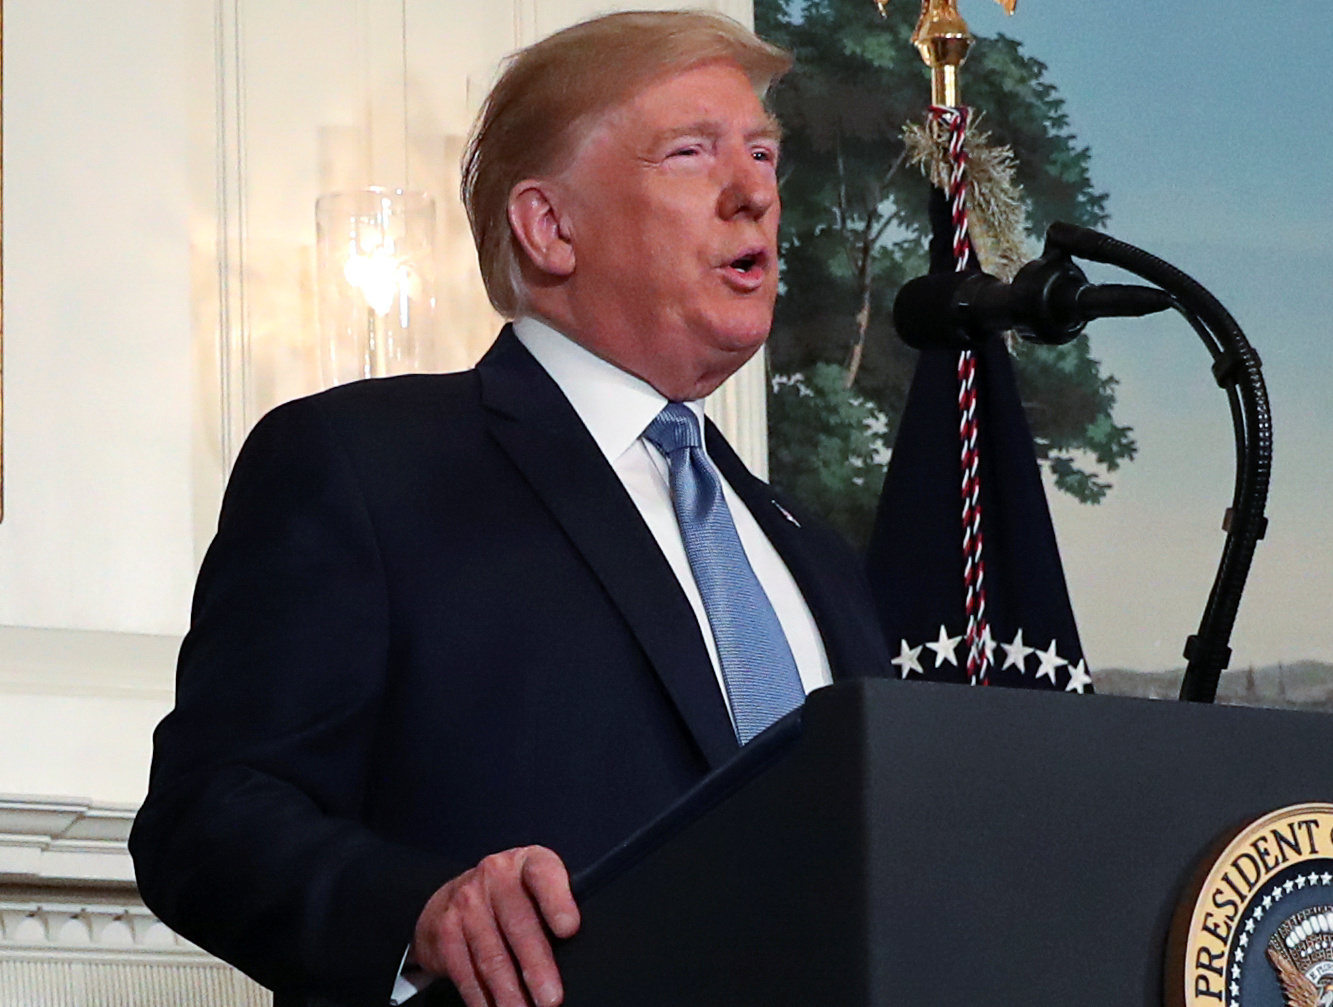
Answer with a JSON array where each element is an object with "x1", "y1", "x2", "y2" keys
[{"x1": 865, "y1": 190, "x2": 1092, "y2": 692}]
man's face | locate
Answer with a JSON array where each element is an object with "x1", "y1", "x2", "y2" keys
[{"x1": 552, "y1": 61, "x2": 781, "y2": 401}]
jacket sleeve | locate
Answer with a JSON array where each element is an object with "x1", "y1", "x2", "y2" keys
[{"x1": 129, "y1": 394, "x2": 463, "y2": 1005}]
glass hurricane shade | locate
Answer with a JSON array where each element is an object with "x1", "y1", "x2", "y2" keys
[{"x1": 316, "y1": 188, "x2": 437, "y2": 386}]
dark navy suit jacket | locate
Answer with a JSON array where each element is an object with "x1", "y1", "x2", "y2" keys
[{"x1": 130, "y1": 328, "x2": 892, "y2": 1006}]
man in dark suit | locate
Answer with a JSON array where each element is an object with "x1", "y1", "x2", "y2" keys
[{"x1": 130, "y1": 11, "x2": 892, "y2": 1007}]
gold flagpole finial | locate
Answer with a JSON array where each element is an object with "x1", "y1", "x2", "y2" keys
[
  {"x1": 913, "y1": 0, "x2": 974, "y2": 107},
  {"x1": 874, "y1": 0, "x2": 1018, "y2": 104}
]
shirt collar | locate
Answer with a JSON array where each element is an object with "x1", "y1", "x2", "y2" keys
[{"x1": 512, "y1": 315, "x2": 706, "y2": 462}]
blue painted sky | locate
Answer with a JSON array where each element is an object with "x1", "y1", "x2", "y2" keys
[{"x1": 955, "y1": 0, "x2": 1333, "y2": 669}]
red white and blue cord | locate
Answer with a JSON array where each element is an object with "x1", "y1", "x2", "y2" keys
[{"x1": 930, "y1": 104, "x2": 991, "y2": 686}]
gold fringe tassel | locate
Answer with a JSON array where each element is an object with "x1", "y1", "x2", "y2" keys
[{"x1": 903, "y1": 113, "x2": 1029, "y2": 282}]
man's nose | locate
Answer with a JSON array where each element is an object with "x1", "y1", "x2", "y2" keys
[{"x1": 717, "y1": 148, "x2": 777, "y2": 220}]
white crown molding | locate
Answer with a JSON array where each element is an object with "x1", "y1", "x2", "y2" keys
[{"x1": 0, "y1": 796, "x2": 137, "y2": 887}]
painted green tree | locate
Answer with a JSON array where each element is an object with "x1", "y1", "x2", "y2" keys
[{"x1": 760, "y1": 0, "x2": 1136, "y2": 547}]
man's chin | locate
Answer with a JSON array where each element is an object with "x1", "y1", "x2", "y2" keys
[
  {"x1": 704, "y1": 308, "x2": 774, "y2": 354},
  {"x1": 689, "y1": 337, "x2": 768, "y2": 397},
  {"x1": 643, "y1": 338, "x2": 765, "y2": 401}
]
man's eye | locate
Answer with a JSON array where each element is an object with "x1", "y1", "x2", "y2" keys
[
  {"x1": 752, "y1": 148, "x2": 778, "y2": 163},
  {"x1": 670, "y1": 146, "x2": 701, "y2": 158}
]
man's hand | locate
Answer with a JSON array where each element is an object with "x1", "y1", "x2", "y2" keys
[{"x1": 412, "y1": 845, "x2": 580, "y2": 1007}]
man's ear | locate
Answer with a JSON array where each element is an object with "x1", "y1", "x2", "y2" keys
[{"x1": 508, "y1": 181, "x2": 575, "y2": 278}]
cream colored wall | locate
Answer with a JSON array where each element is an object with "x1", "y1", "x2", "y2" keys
[
  {"x1": 0, "y1": 0, "x2": 764, "y2": 813},
  {"x1": 0, "y1": 0, "x2": 196, "y2": 638}
]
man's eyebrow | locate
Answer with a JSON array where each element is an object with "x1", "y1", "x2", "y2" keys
[
  {"x1": 650, "y1": 116, "x2": 783, "y2": 146},
  {"x1": 652, "y1": 120, "x2": 724, "y2": 145},
  {"x1": 749, "y1": 115, "x2": 783, "y2": 144}
]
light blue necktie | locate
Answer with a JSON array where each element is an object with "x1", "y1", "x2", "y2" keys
[{"x1": 643, "y1": 402, "x2": 805, "y2": 744}]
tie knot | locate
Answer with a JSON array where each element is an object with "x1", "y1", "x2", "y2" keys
[{"x1": 643, "y1": 402, "x2": 702, "y2": 456}]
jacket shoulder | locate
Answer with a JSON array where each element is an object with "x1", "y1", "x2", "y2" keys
[
  {"x1": 265, "y1": 371, "x2": 480, "y2": 427},
  {"x1": 238, "y1": 372, "x2": 482, "y2": 459}
]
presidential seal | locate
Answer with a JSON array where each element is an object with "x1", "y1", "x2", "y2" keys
[
  {"x1": 1268, "y1": 906, "x2": 1333, "y2": 1007},
  {"x1": 1173, "y1": 804, "x2": 1333, "y2": 1007}
]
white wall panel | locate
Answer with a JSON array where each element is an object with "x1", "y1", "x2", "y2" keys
[{"x1": 0, "y1": 1, "x2": 196, "y2": 636}]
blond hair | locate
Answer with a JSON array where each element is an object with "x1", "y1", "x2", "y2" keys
[{"x1": 461, "y1": 10, "x2": 793, "y2": 318}]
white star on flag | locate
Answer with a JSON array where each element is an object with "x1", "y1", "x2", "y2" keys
[
  {"x1": 1000, "y1": 629, "x2": 1033, "y2": 673},
  {"x1": 892, "y1": 639, "x2": 924, "y2": 678},
  {"x1": 1035, "y1": 640, "x2": 1067, "y2": 683},
  {"x1": 1322, "y1": 873, "x2": 1332, "y2": 885},
  {"x1": 925, "y1": 625, "x2": 962, "y2": 668},
  {"x1": 1065, "y1": 659, "x2": 1092, "y2": 694}
]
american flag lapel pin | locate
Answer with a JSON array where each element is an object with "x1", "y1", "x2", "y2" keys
[{"x1": 773, "y1": 500, "x2": 801, "y2": 528}]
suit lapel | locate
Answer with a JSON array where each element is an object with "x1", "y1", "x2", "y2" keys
[
  {"x1": 477, "y1": 328, "x2": 739, "y2": 769},
  {"x1": 706, "y1": 420, "x2": 891, "y2": 684}
]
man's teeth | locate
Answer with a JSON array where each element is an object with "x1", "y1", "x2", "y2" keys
[{"x1": 732, "y1": 257, "x2": 756, "y2": 272}]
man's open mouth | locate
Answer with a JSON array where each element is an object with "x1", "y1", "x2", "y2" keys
[{"x1": 723, "y1": 249, "x2": 769, "y2": 287}]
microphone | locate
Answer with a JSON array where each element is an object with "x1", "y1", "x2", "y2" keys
[{"x1": 893, "y1": 250, "x2": 1174, "y2": 350}]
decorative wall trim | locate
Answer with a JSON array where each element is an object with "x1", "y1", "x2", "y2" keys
[
  {"x1": 0, "y1": 796, "x2": 136, "y2": 886},
  {"x1": 706, "y1": 353, "x2": 769, "y2": 480},
  {"x1": 0, "y1": 887, "x2": 271, "y2": 1005},
  {"x1": 214, "y1": 0, "x2": 253, "y2": 473},
  {"x1": 0, "y1": 626, "x2": 178, "y2": 700},
  {"x1": 0, "y1": 958, "x2": 270, "y2": 1007},
  {"x1": 0, "y1": 897, "x2": 200, "y2": 962},
  {"x1": 513, "y1": 0, "x2": 539, "y2": 47},
  {"x1": 0, "y1": 800, "x2": 271, "y2": 1003}
]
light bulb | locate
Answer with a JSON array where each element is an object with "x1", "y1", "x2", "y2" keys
[{"x1": 344, "y1": 245, "x2": 403, "y2": 316}]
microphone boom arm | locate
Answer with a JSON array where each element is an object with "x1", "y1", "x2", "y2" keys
[{"x1": 1041, "y1": 224, "x2": 1271, "y2": 704}]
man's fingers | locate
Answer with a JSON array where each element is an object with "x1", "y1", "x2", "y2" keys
[
  {"x1": 412, "y1": 879, "x2": 460, "y2": 976},
  {"x1": 492, "y1": 864, "x2": 563, "y2": 1007},
  {"x1": 435, "y1": 903, "x2": 491, "y2": 1007},
  {"x1": 461, "y1": 900, "x2": 528, "y2": 1007},
  {"x1": 414, "y1": 847, "x2": 578, "y2": 1007},
  {"x1": 520, "y1": 846, "x2": 581, "y2": 938}
]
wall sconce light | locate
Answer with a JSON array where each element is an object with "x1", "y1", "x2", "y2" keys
[{"x1": 316, "y1": 187, "x2": 437, "y2": 386}]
